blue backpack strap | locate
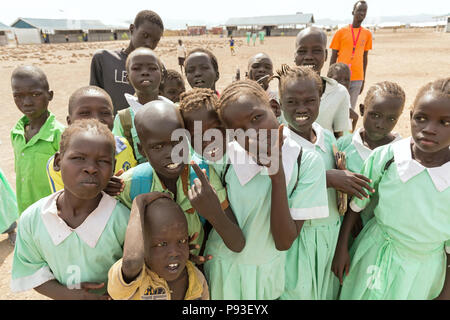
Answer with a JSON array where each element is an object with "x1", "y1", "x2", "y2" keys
[
  {"x1": 189, "y1": 156, "x2": 210, "y2": 225},
  {"x1": 129, "y1": 162, "x2": 154, "y2": 201}
]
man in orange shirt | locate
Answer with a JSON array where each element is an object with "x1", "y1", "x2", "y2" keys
[{"x1": 330, "y1": 1, "x2": 372, "y2": 109}]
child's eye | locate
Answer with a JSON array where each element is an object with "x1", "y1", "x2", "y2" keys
[
  {"x1": 179, "y1": 238, "x2": 187, "y2": 244},
  {"x1": 389, "y1": 117, "x2": 397, "y2": 122},
  {"x1": 415, "y1": 116, "x2": 426, "y2": 122},
  {"x1": 152, "y1": 144, "x2": 163, "y2": 150},
  {"x1": 442, "y1": 120, "x2": 450, "y2": 126},
  {"x1": 71, "y1": 156, "x2": 85, "y2": 161},
  {"x1": 156, "y1": 241, "x2": 167, "y2": 247},
  {"x1": 32, "y1": 92, "x2": 42, "y2": 97},
  {"x1": 251, "y1": 115, "x2": 262, "y2": 122}
]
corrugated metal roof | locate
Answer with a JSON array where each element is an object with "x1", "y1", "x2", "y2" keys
[
  {"x1": 225, "y1": 13, "x2": 314, "y2": 27},
  {"x1": 12, "y1": 18, "x2": 116, "y2": 31},
  {"x1": 0, "y1": 21, "x2": 10, "y2": 30}
]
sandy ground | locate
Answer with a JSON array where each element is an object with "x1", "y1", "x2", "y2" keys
[{"x1": 0, "y1": 31, "x2": 449, "y2": 299}]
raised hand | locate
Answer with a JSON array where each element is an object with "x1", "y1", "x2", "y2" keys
[
  {"x1": 327, "y1": 169, "x2": 374, "y2": 200},
  {"x1": 104, "y1": 169, "x2": 124, "y2": 197}
]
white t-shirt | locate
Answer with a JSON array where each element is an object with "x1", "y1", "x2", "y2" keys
[
  {"x1": 177, "y1": 45, "x2": 186, "y2": 58},
  {"x1": 315, "y1": 76, "x2": 351, "y2": 134}
]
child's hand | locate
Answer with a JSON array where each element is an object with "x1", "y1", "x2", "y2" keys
[
  {"x1": 326, "y1": 169, "x2": 374, "y2": 200},
  {"x1": 76, "y1": 282, "x2": 111, "y2": 300},
  {"x1": 187, "y1": 162, "x2": 223, "y2": 221},
  {"x1": 331, "y1": 245, "x2": 351, "y2": 286},
  {"x1": 188, "y1": 232, "x2": 212, "y2": 265},
  {"x1": 104, "y1": 169, "x2": 125, "y2": 197}
]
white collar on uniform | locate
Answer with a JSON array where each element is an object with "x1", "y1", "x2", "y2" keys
[
  {"x1": 125, "y1": 94, "x2": 173, "y2": 113},
  {"x1": 41, "y1": 190, "x2": 116, "y2": 248},
  {"x1": 353, "y1": 128, "x2": 402, "y2": 161},
  {"x1": 284, "y1": 122, "x2": 327, "y2": 153},
  {"x1": 227, "y1": 132, "x2": 301, "y2": 186},
  {"x1": 392, "y1": 137, "x2": 450, "y2": 192}
]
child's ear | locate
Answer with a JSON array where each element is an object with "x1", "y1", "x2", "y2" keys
[
  {"x1": 137, "y1": 143, "x2": 145, "y2": 159},
  {"x1": 66, "y1": 115, "x2": 72, "y2": 126},
  {"x1": 48, "y1": 90, "x2": 54, "y2": 101},
  {"x1": 53, "y1": 152, "x2": 61, "y2": 172},
  {"x1": 324, "y1": 48, "x2": 328, "y2": 62},
  {"x1": 410, "y1": 109, "x2": 413, "y2": 120},
  {"x1": 129, "y1": 24, "x2": 135, "y2": 35},
  {"x1": 359, "y1": 103, "x2": 365, "y2": 116},
  {"x1": 215, "y1": 71, "x2": 220, "y2": 82}
]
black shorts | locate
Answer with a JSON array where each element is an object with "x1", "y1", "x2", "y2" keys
[{"x1": 178, "y1": 57, "x2": 185, "y2": 66}]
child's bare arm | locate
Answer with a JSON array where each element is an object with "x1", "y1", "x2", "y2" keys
[
  {"x1": 331, "y1": 208, "x2": 361, "y2": 285},
  {"x1": 326, "y1": 169, "x2": 374, "y2": 200},
  {"x1": 188, "y1": 163, "x2": 245, "y2": 253},
  {"x1": 435, "y1": 252, "x2": 450, "y2": 300},
  {"x1": 268, "y1": 125, "x2": 302, "y2": 251},
  {"x1": 34, "y1": 280, "x2": 109, "y2": 300},
  {"x1": 121, "y1": 196, "x2": 145, "y2": 283}
]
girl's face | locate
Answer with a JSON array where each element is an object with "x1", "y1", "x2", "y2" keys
[
  {"x1": 294, "y1": 33, "x2": 327, "y2": 73},
  {"x1": 144, "y1": 204, "x2": 189, "y2": 282},
  {"x1": 185, "y1": 52, "x2": 219, "y2": 90},
  {"x1": 183, "y1": 108, "x2": 226, "y2": 161},
  {"x1": 12, "y1": 76, "x2": 53, "y2": 120},
  {"x1": 329, "y1": 69, "x2": 350, "y2": 91},
  {"x1": 281, "y1": 78, "x2": 321, "y2": 135},
  {"x1": 221, "y1": 93, "x2": 279, "y2": 157},
  {"x1": 127, "y1": 53, "x2": 162, "y2": 92},
  {"x1": 68, "y1": 95, "x2": 114, "y2": 130},
  {"x1": 57, "y1": 132, "x2": 114, "y2": 200},
  {"x1": 248, "y1": 55, "x2": 273, "y2": 90},
  {"x1": 362, "y1": 95, "x2": 403, "y2": 141},
  {"x1": 160, "y1": 79, "x2": 185, "y2": 103},
  {"x1": 410, "y1": 94, "x2": 450, "y2": 153}
]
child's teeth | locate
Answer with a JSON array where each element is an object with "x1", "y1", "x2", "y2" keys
[{"x1": 167, "y1": 163, "x2": 180, "y2": 169}]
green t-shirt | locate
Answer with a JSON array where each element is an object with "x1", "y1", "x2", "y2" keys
[{"x1": 11, "y1": 112, "x2": 65, "y2": 214}]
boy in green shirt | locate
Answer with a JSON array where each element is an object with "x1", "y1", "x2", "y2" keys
[{"x1": 10, "y1": 66, "x2": 65, "y2": 215}]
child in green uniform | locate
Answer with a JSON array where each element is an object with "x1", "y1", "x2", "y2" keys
[
  {"x1": 0, "y1": 166, "x2": 19, "y2": 244},
  {"x1": 112, "y1": 47, "x2": 171, "y2": 164},
  {"x1": 204, "y1": 80, "x2": 328, "y2": 300},
  {"x1": 116, "y1": 100, "x2": 244, "y2": 258},
  {"x1": 337, "y1": 81, "x2": 405, "y2": 228},
  {"x1": 184, "y1": 48, "x2": 220, "y2": 96},
  {"x1": 332, "y1": 78, "x2": 450, "y2": 300},
  {"x1": 274, "y1": 65, "x2": 372, "y2": 300},
  {"x1": 11, "y1": 119, "x2": 130, "y2": 299},
  {"x1": 108, "y1": 192, "x2": 210, "y2": 300},
  {"x1": 46, "y1": 86, "x2": 137, "y2": 193},
  {"x1": 11, "y1": 66, "x2": 65, "y2": 215}
]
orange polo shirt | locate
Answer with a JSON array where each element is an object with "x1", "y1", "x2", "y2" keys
[{"x1": 330, "y1": 25, "x2": 373, "y2": 81}]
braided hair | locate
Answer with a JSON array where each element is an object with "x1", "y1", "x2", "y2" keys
[
  {"x1": 413, "y1": 77, "x2": 450, "y2": 109},
  {"x1": 364, "y1": 81, "x2": 406, "y2": 110},
  {"x1": 178, "y1": 88, "x2": 218, "y2": 116}
]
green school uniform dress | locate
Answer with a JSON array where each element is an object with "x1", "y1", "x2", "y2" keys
[
  {"x1": 0, "y1": 167, "x2": 19, "y2": 234},
  {"x1": 282, "y1": 123, "x2": 341, "y2": 300},
  {"x1": 337, "y1": 128, "x2": 402, "y2": 225},
  {"x1": 117, "y1": 157, "x2": 228, "y2": 255},
  {"x1": 112, "y1": 94, "x2": 172, "y2": 164},
  {"x1": 340, "y1": 137, "x2": 450, "y2": 300},
  {"x1": 11, "y1": 113, "x2": 65, "y2": 214},
  {"x1": 11, "y1": 191, "x2": 130, "y2": 294},
  {"x1": 204, "y1": 135, "x2": 326, "y2": 299}
]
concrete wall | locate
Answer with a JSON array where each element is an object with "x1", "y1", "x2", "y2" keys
[
  {"x1": 230, "y1": 27, "x2": 304, "y2": 37},
  {"x1": 13, "y1": 28, "x2": 41, "y2": 44},
  {"x1": 0, "y1": 34, "x2": 7, "y2": 46}
]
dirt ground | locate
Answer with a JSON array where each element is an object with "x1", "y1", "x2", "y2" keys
[{"x1": 0, "y1": 30, "x2": 449, "y2": 299}]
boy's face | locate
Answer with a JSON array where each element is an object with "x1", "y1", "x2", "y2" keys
[
  {"x1": 222, "y1": 94, "x2": 279, "y2": 157},
  {"x1": 144, "y1": 202, "x2": 189, "y2": 282},
  {"x1": 330, "y1": 70, "x2": 350, "y2": 91},
  {"x1": 130, "y1": 21, "x2": 163, "y2": 50},
  {"x1": 248, "y1": 54, "x2": 273, "y2": 90},
  {"x1": 127, "y1": 53, "x2": 162, "y2": 92},
  {"x1": 410, "y1": 94, "x2": 450, "y2": 153},
  {"x1": 183, "y1": 108, "x2": 226, "y2": 161},
  {"x1": 353, "y1": 3, "x2": 368, "y2": 24},
  {"x1": 12, "y1": 76, "x2": 53, "y2": 120},
  {"x1": 281, "y1": 78, "x2": 321, "y2": 134},
  {"x1": 138, "y1": 115, "x2": 186, "y2": 180},
  {"x1": 294, "y1": 33, "x2": 327, "y2": 74},
  {"x1": 185, "y1": 52, "x2": 219, "y2": 90},
  {"x1": 362, "y1": 95, "x2": 403, "y2": 141},
  {"x1": 160, "y1": 79, "x2": 185, "y2": 103},
  {"x1": 68, "y1": 94, "x2": 114, "y2": 130},
  {"x1": 55, "y1": 132, "x2": 114, "y2": 200}
]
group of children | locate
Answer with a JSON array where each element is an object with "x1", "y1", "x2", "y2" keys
[{"x1": 1, "y1": 8, "x2": 449, "y2": 301}]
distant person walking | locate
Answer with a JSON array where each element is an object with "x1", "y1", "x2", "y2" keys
[
  {"x1": 177, "y1": 39, "x2": 187, "y2": 72},
  {"x1": 246, "y1": 32, "x2": 251, "y2": 46},
  {"x1": 252, "y1": 32, "x2": 257, "y2": 46},
  {"x1": 330, "y1": 0, "x2": 372, "y2": 109},
  {"x1": 229, "y1": 36, "x2": 235, "y2": 55}
]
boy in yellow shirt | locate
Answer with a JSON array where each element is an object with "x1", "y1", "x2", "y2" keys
[
  {"x1": 46, "y1": 86, "x2": 137, "y2": 192},
  {"x1": 108, "y1": 192, "x2": 209, "y2": 300}
]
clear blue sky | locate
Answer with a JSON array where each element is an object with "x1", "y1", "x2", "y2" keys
[{"x1": 2, "y1": 0, "x2": 448, "y2": 27}]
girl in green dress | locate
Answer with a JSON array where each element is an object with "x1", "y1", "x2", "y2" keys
[
  {"x1": 332, "y1": 77, "x2": 450, "y2": 299},
  {"x1": 0, "y1": 166, "x2": 18, "y2": 244}
]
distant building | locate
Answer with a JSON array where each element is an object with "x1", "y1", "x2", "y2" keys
[
  {"x1": 11, "y1": 17, "x2": 130, "y2": 43},
  {"x1": 187, "y1": 25, "x2": 207, "y2": 36},
  {"x1": 224, "y1": 12, "x2": 314, "y2": 37},
  {"x1": 0, "y1": 21, "x2": 13, "y2": 45},
  {"x1": 210, "y1": 27, "x2": 224, "y2": 35},
  {"x1": 433, "y1": 14, "x2": 450, "y2": 32}
]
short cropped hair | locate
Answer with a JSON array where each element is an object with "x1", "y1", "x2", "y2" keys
[
  {"x1": 160, "y1": 69, "x2": 185, "y2": 91},
  {"x1": 11, "y1": 65, "x2": 50, "y2": 91},
  {"x1": 59, "y1": 118, "x2": 115, "y2": 156},
  {"x1": 185, "y1": 48, "x2": 219, "y2": 73},
  {"x1": 134, "y1": 10, "x2": 164, "y2": 31},
  {"x1": 413, "y1": 77, "x2": 450, "y2": 109},
  {"x1": 327, "y1": 63, "x2": 351, "y2": 79},
  {"x1": 68, "y1": 86, "x2": 113, "y2": 115}
]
